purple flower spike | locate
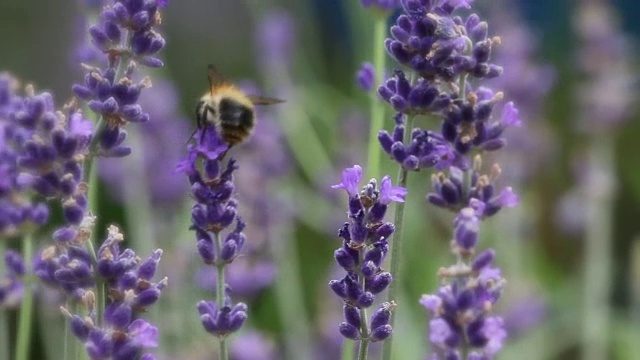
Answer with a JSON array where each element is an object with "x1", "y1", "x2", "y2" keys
[
  {"x1": 180, "y1": 123, "x2": 251, "y2": 338},
  {"x1": 373, "y1": 1, "x2": 520, "y2": 357},
  {"x1": 329, "y1": 165, "x2": 396, "y2": 344}
]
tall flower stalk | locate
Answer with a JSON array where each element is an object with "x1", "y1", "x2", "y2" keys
[
  {"x1": 177, "y1": 125, "x2": 248, "y2": 360},
  {"x1": 359, "y1": 1, "x2": 400, "y2": 179},
  {"x1": 330, "y1": 165, "x2": 407, "y2": 359},
  {"x1": 371, "y1": 0, "x2": 521, "y2": 358}
]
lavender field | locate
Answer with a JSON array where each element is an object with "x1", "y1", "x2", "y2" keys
[{"x1": 0, "y1": 0, "x2": 639, "y2": 359}]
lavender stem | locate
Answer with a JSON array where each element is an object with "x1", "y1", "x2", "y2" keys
[
  {"x1": 366, "y1": 14, "x2": 388, "y2": 179},
  {"x1": 357, "y1": 251, "x2": 370, "y2": 360},
  {"x1": 268, "y1": 222, "x2": 312, "y2": 360},
  {"x1": 0, "y1": 241, "x2": 8, "y2": 360},
  {"x1": 214, "y1": 231, "x2": 229, "y2": 360},
  {"x1": 15, "y1": 232, "x2": 34, "y2": 360},
  {"x1": 382, "y1": 114, "x2": 415, "y2": 360},
  {"x1": 581, "y1": 135, "x2": 614, "y2": 360},
  {"x1": 122, "y1": 128, "x2": 156, "y2": 256}
]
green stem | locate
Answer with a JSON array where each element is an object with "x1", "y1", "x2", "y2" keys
[
  {"x1": 63, "y1": 304, "x2": 69, "y2": 360},
  {"x1": 357, "y1": 251, "x2": 370, "y2": 360},
  {"x1": 581, "y1": 135, "x2": 614, "y2": 360},
  {"x1": 0, "y1": 241, "x2": 8, "y2": 360},
  {"x1": 122, "y1": 127, "x2": 155, "y2": 256},
  {"x1": 341, "y1": 340, "x2": 355, "y2": 360},
  {"x1": 214, "y1": 232, "x2": 229, "y2": 360},
  {"x1": 85, "y1": 160, "x2": 105, "y2": 327},
  {"x1": 381, "y1": 115, "x2": 415, "y2": 360},
  {"x1": 268, "y1": 211, "x2": 312, "y2": 360},
  {"x1": 366, "y1": 14, "x2": 388, "y2": 179},
  {"x1": 16, "y1": 232, "x2": 34, "y2": 360}
]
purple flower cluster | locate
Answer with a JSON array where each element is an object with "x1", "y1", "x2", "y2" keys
[
  {"x1": 0, "y1": 74, "x2": 50, "y2": 237},
  {"x1": 60, "y1": 225, "x2": 166, "y2": 360},
  {"x1": 378, "y1": 80, "x2": 520, "y2": 171},
  {"x1": 329, "y1": 165, "x2": 407, "y2": 342},
  {"x1": 34, "y1": 216, "x2": 97, "y2": 300},
  {"x1": 0, "y1": 71, "x2": 101, "y2": 242},
  {"x1": 0, "y1": 250, "x2": 25, "y2": 308},
  {"x1": 376, "y1": 0, "x2": 522, "y2": 173},
  {"x1": 427, "y1": 160, "x2": 518, "y2": 216},
  {"x1": 386, "y1": 0, "x2": 498, "y2": 81},
  {"x1": 176, "y1": 125, "x2": 248, "y2": 337},
  {"x1": 72, "y1": 0, "x2": 167, "y2": 156}
]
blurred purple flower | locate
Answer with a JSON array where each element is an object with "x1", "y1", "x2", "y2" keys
[
  {"x1": 573, "y1": 1, "x2": 636, "y2": 133},
  {"x1": 503, "y1": 295, "x2": 548, "y2": 337},
  {"x1": 356, "y1": 62, "x2": 375, "y2": 92},
  {"x1": 195, "y1": 258, "x2": 276, "y2": 299},
  {"x1": 0, "y1": 74, "x2": 52, "y2": 237},
  {"x1": 0, "y1": 250, "x2": 25, "y2": 308},
  {"x1": 230, "y1": 330, "x2": 278, "y2": 360},
  {"x1": 256, "y1": 10, "x2": 296, "y2": 72}
]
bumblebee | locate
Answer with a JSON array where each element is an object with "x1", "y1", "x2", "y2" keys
[{"x1": 194, "y1": 65, "x2": 284, "y2": 146}]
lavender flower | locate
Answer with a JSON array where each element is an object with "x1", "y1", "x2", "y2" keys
[
  {"x1": 385, "y1": 1, "x2": 500, "y2": 82},
  {"x1": 256, "y1": 10, "x2": 296, "y2": 72},
  {"x1": 378, "y1": 84, "x2": 520, "y2": 171},
  {"x1": 176, "y1": 125, "x2": 248, "y2": 338},
  {"x1": 329, "y1": 165, "x2": 406, "y2": 346},
  {"x1": 426, "y1": 158, "x2": 518, "y2": 216},
  {"x1": 33, "y1": 217, "x2": 97, "y2": 301},
  {"x1": 72, "y1": 0, "x2": 167, "y2": 157},
  {"x1": 0, "y1": 250, "x2": 25, "y2": 308},
  {"x1": 230, "y1": 330, "x2": 278, "y2": 360},
  {"x1": 574, "y1": 0, "x2": 636, "y2": 133},
  {"x1": 0, "y1": 74, "x2": 50, "y2": 237},
  {"x1": 357, "y1": 63, "x2": 376, "y2": 92},
  {"x1": 60, "y1": 225, "x2": 166, "y2": 360},
  {"x1": 376, "y1": 1, "x2": 521, "y2": 358},
  {"x1": 420, "y1": 239, "x2": 507, "y2": 359}
]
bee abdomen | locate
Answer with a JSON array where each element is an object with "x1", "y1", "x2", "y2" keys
[{"x1": 220, "y1": 125, "x2": 253, "y2": 146}]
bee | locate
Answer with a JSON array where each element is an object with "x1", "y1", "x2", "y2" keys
[{"x1": 192, "y1": 65, "x2": 284, "y2": 146}]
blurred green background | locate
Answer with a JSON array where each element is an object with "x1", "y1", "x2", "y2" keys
[{"x1": 1, "y1": 0, "x2": 639, "y2": 359}]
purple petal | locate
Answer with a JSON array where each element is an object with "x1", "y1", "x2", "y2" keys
[
  {"x1": 501, "y1": 101, "x2": 521, "y2": 127},
  {"x1": 331, "y1": 165, "x2": 362, "y2": 197},
  {"x1": 379, "y1": 175, "x2": 407, "y2": 205},
  {"x1": 129, "y1": 319, "x2": 159, "y2": 348}
]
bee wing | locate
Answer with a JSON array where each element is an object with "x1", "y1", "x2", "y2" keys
[
  {"x1": 207, "y1": 64, "x2": 226, "y2": 93},
  {"x1": 248, "y1": 95, "x2": 285, "y2": 106}
]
